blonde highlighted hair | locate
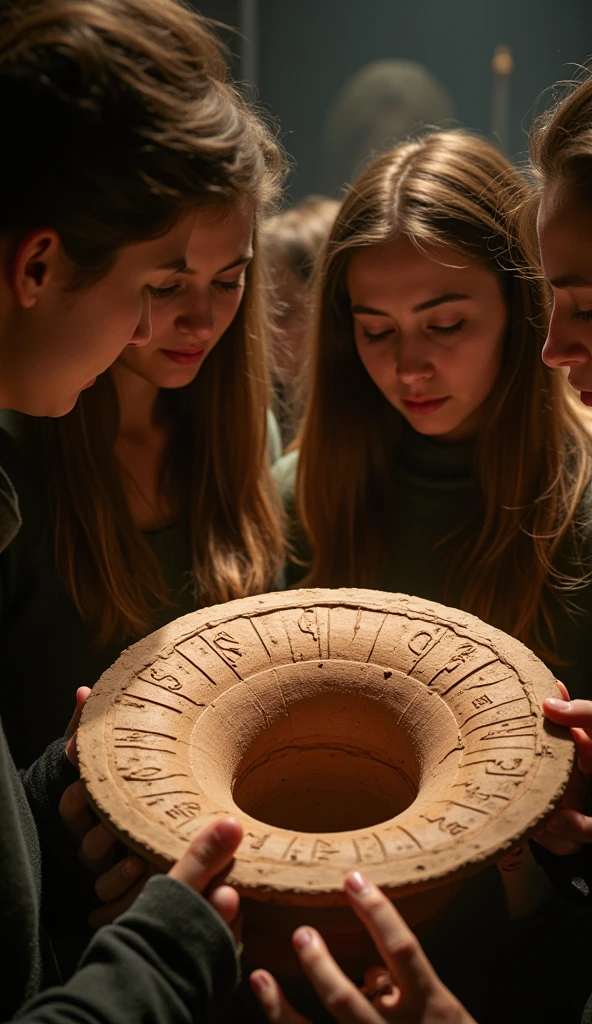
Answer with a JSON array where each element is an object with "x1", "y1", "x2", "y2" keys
[{"x1": 295, "y1": 130, "x2": 592, "y2": 661}]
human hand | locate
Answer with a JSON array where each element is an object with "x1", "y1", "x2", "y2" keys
[
  {"x1": 535, "y1": 681, "x2": 592, "y2": 855},
  {"x1": 64, "y1": 686, "x2": 92, "y2": 767},
  {"x1": 58, "y1": 776, "x2": 156, "y2": 927},
  {"x1": 250, "y1": 872, "x2": 476, "y2": 1023},
  {"x1": 168, "y1": 817, "x2": 243, "y2": 936}
]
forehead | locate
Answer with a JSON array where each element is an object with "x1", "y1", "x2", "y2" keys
[
  {"x1": 537, "y1": 181, "x2": 592, "y2": 279},
  {"x1": 185, "y1": 201, "x2": 254, "y2": 263},
  {"x1": 346, "y1": 235, "x2": 492, "y2": 300}
]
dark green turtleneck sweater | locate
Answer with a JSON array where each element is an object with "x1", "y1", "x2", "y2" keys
[{"x1": 274, "y1": 428, "x2": 592, "y2": 699}]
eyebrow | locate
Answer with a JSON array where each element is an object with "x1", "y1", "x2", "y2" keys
[
  {"x1": 157, "y1": 256, "x2": 190, "y2": 272},
  {"x1": 351, "y1": 293, "x2": 470, "y2": 317},
  {"x1": 548, "y1": 274, "x2": 592, "y2": 289},
  {"x1": 181, "y1": 253, "x2": 254, "y2": 277}
]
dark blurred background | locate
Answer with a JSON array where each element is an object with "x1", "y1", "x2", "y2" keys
[{"x1": 193, "y1": 0, "x2": 592, "y2": 199}]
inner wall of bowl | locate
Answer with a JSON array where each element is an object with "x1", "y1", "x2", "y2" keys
[{"x1": 189, "y1": 659, "x2": 461, "y2": 835}]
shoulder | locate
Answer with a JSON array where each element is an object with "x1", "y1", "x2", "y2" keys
[
  {"x1": 272, "y1": 448, "x2": 299, "y2": 504},
  {"x1": 0, "y1": 412, "x2": 41, "y2": 480}
]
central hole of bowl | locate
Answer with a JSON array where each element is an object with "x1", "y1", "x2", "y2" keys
[{"x1": 233, "y1": 712, "x2": 421, "y2": 833}]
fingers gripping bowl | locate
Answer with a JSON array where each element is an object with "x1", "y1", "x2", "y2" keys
[{"x1": 78, "y1": 589, "x2": 573, "y2": 969}]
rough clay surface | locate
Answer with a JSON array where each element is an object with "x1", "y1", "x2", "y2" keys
[{"x1": 78, "y1": 588, "x2": 574, "y2": 906}]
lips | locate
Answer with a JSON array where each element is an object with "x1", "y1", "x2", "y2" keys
[
  {"x1": 401, "y1": 396, "x2": 450, "y2": 415},
  {"x1": 160, "y1": 347, "x2": 206, "y2": 366}
]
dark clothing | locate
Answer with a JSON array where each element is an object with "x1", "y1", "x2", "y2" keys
[
  {"x1": 0, "y1": 412, "x2": 198, "y2": 767},
  {"x1": 0, "y1": 448, "x2": 240, "y2": 1022}
]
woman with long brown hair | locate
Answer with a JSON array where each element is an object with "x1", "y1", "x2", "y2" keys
[
  {"x1": 0, "y1": 103, "x2": 285, "y2": 769},
  {"x1": 273, "y1": 129, "x2": 592, "y2": 1024},
  {"x1": 276, "y1": 129, "x2": 592, "y2": 695}
]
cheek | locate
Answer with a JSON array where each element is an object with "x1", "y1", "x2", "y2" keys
[
  {"x1": 88, "y1": 289, "x2": 145, "y2": 353},
  {"x1": 356, "y1": 342, "x2": 392, "y2": 389},
  {"x1": 215, "y1": 292, "x2": 244, "y2": 335}
]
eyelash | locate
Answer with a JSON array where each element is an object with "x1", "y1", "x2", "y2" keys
[
  {"x1": 146, "y1": 279, "x2": 243, "y2": 300},
  {"x1": 432, "y1": 320, "x2": 465, "y2": 335},
  {"x1": 362, "y1": 320, "x2": 465, "y2": 341},
  {"x1": 146, "y1": 284, "x2": 180, "y2": 299},
  {"x1": 573, "y1": 309, "x2": 592, "y2": 322}
]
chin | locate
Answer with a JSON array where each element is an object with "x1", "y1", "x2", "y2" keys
[{"x1": 43, "y1": 392, "x2": 82, "y2": 418}]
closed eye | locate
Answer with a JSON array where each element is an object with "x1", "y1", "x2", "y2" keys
[
  {"x1": 147, "y1": 284, "x2": 181, "y2": 300},
  {"x1": 430, "y1": 320, "x2": 464, "y2": 335},
  {"x1": 362, "y1": 328, "x2": 395, "y2": 342},
  {"x1": 573, "y1": 309, "x2": 592, "y2": 322},
  {"x1": 215, "y1": 279, "x2": 243, "y2": 292}
]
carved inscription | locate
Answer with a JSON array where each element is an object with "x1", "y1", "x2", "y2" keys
[{"x1": 80, "y1": 590, "x2": 569, "y2": 902}]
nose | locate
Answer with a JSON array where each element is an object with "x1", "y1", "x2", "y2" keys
[
  {"x1": 175, "y1": 294, "x2": 216, "y2": 342},
  {"x1": 542, "y1": 305, "x2": 592, "y2": 368},
  {"x1": 395, "y1": 335, "x2": 434, "y2": 385},
  {"x1": 129, "y1": 291, "x2": 152, "y2": 347}
]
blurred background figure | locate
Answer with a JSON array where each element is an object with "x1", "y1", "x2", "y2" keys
[
  {"x1": 262, "y1": 195, "x2": 340, "y2": 447},
  {"x1": 322, "y1": 59, "x2": 456, "y2": 194},
  {"x1": 193, "y1": 0, "x2": 592, "y2": 200}
]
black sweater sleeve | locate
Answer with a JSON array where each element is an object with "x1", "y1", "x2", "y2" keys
[
  {"x1": 11, "y1": 875, "x2": 240, "y2": 1024},
  {"x1": 530, "y1": 838, "x2": 592, "y2": 906}
]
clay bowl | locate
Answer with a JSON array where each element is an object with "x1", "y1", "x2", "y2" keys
[{"x1": 78, "y1": 588, "x2": 573, "y2": 977}]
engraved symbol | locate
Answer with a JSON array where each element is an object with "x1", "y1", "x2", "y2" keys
[
  {"x1": 421, "y1": 814, "x2": 469, "y2": 837},
  {"x1": 353, "y1": 607, "x2": 362, "y2": 639},
  {"x1": 148, "y1": 667, "x2": 182, "y2": 690},
  {"x1": 460, "y1": 783, "x2": 494, "y2": 802},
  {"x1": 472, "y1": 694, "x2": 493, "y2": 709},
  {"x1": 245, "y1": 832, "x2": 270, "y2": 852},
  {"x1": 443, "y1": 643, "x2": 476, "y2": 672},
  {"x1": 484, "y1": 757, "x2": 527, "y2": 776},
  {"x1": 495, "y1": 758, "x2": 522, "y2": 771},
  {"x1": 165, "y1": 801, "x2": 201, "y2": 821},
  {"x1": 212, "y1": 631, "x2": 243, "y2": 666},
  {"x1": 312, "y1": 839, "x2": 340, "y2": 861},
  {"x1": 408, "y1": 631, "x2": 433, "y2": 656},
  {"x1": 298, "y1": 609, "x2": 318, "y2": 641}
]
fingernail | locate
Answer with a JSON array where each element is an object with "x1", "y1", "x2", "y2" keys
[
  {"x1": 345, "y1": 871, "x2": 370, "y2": 895},
  {"x1": 250, "y1": 972, "x2": 268, "y2": 996},
  {"x1": 546, "y1": 698, "x2": 571, "y2": 710},
  {"x1": 122, "y1": 858, "x2": 144, "y2": 879},
  {"x1": 293, "y1": 927, "x2": 314, "y2": 950},
  {"x1": 213, "y1": 818, "x2": 239, "y2": 846}
]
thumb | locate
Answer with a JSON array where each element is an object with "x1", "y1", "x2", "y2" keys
[
  {"x1": 66, "y1": 687, "x2": 92, "y2": 739},
  {"x1": 168, "y1": 818, "x2": 243, "y2": 895},
  {"x1": 65, "y1": 687, "x2": 92, "y2": 768}
]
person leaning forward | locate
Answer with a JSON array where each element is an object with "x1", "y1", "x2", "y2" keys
[{"x1": 0, "y1": 0, "x2": 271, "y2": 1018}]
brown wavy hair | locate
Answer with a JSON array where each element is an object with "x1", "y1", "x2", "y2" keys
[
  {"x1": 1, "y1": 0, "x2": 264, "y2": 282},
  {"x1": 40, "y1": 107, "x2": 285, "y2": 646},
  {"x1": 295, "y1": 130, "x2": 592, "y2": 661},
  {"x1": 518, "y1": 71, "x2": 592, "y2": 268}
]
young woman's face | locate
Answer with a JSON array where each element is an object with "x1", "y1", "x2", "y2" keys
[
  {"x1": 0, "y1": 211, "x2": 198, "y2": 417},
  {"x1": 348, "y1": 235, "x2": 508, "y2": 441},
  {"x1": 116, "y1": 201, "x2": 253, "y2": 389},
  {"x1": 538, "y1": 182, "x2": 592, "y2": 405}
]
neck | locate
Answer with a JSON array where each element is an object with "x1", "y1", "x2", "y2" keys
[{"x1": 110, "y1": 362, "x2": 161, "y2": 440}]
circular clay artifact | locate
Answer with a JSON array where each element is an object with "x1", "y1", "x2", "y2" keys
[{"x1": 78, "y1": 588, "x2": 573, "y2": 969}]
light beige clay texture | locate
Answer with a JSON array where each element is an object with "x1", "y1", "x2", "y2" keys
[{"x1": 78, "y1": 588, "x2": 574, "y2": 975}]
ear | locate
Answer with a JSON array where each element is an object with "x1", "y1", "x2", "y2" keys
[{"x1": 10, "y1": 228, "x2": 63, "y2": 309}]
